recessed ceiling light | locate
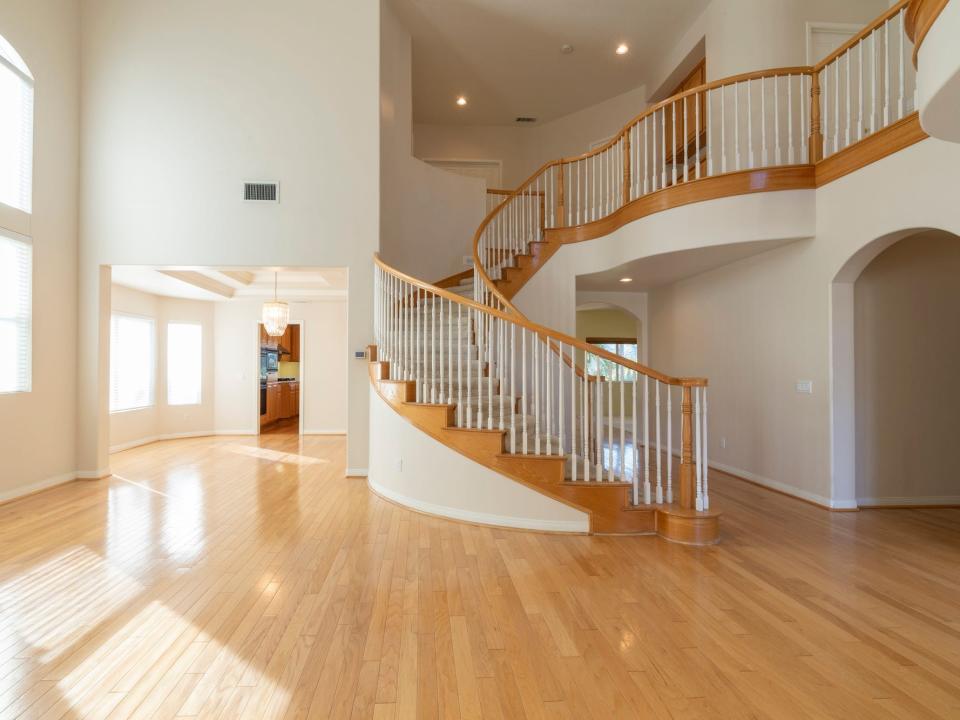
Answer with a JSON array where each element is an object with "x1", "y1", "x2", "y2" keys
[
  {"x1": 560, "y1": 44, "x2": 574, "y2": 55},
  {"x1": 616, "y1": 43, "x2": 629, "y2": 55},
  {"x1": 456, "y1": 96, "x2": 467, "y2": 107},
  {"x1": 619, "y1": 277, "x2": 633, "y2": 283}
]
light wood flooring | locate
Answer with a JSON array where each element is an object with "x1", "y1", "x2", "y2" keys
[{"x1": 0, "y1": 431, "x2": 958, "y2": 719}]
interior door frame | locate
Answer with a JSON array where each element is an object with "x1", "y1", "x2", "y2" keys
[{"x1": 806, "y1": 21, "x2": 863, "y2": 65}]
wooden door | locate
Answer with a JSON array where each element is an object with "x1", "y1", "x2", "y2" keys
[{"x1": 663, "y1": 59, "x2": 706, "y2": 182}]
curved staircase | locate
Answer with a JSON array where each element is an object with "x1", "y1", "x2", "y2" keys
[{"x1": 370, "y1": 0, "x2": 929, "y2": 544}]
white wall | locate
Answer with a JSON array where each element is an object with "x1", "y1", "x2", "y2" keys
[
  {"x1": 109, "y1": 285, "x2": 216, "y2": 451},
  {"x1": 642, "y1": 138, "x2": 960, "y2": 508},
  {"x1": 213, "y1": 298, "x2": 348, "y2": 436},
  {"x1": 369, "y1": 388, "x2": 589, "y2": 532},
  {"x1": 0, "y1": 0, "x2": 80, "y2": 501},
  {"x1": 380, "y1": 1, "x2": 486, "y2": 283},
  {"x1": 78, "y1": 0, "x2": 379, "y2": 477}
]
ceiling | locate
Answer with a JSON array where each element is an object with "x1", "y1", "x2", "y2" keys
[
  {"x1": 390, "y1": 0, "x2": 709, "y2": 126},
  {"x1": 110, "y1": 267, "x2": 348, "y2": 302},
  {"x1": 576, "y1": 239, "x2": 802, "y2": 293}
]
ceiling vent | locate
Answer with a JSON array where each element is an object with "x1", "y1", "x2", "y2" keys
[
  {"x1": 244, "y1": 181, "x2": 279, "y2": 202},
  {"x1": 515, "y1": 116, "x2": 537, "y2": 123}
]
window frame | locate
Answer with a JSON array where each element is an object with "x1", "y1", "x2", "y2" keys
[
  {"x1": 585, "y1": 336, "x2": 638, "y2": 381},
  {"x1": 166, "y1": 321, "x2": 203, "y2": 407},
  {"x1": 109, "y1": 312, "x2": 157, "y2": 414},
  {"x1": 0, "y1": 34, "x2": 35, "y2": 215}
]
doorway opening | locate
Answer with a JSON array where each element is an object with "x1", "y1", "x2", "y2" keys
[{"x1": 259, "y1": 321, "x2": 302, "y2": 437}]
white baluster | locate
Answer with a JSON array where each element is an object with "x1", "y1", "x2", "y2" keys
[
  {"x1": 720, "y1": 85, "x2": 727, "y2": 173},
  {"x1": 619, "y1": 377, "x2": 625, "y2": 481},
  {"x1": 834, "y1": 59, "x2": 840, "y2": 152},
  {"x1": 845, "y1": 52, "x2": 851, "y2": 149},
  {"x1": 858, "y1": 40, "x2": 864, "y2": 142},
  {"x1": 774, "y1": 74, "x2": 780, "y2": 165},
  {"x1": 582, "y1": 371, "x2": 589, "y2": 482},
  {"x1": 702, "y1": 387, "x2": 709, "y2": 511},
  {"x1": 655, "y1": 381, "x2": 663, "y2": 504},
  {"x1": 883, "y1": 17, "x2": 890, "y2": 127},
  {"x1": 787, "y1": 74, "x2": 794, "y2": 163},
  {"x1": 760, "y1": 76, "x2": 767, "y2": 166},
  {"x1": 666, "y1": 384, "x2": 673, "y2": 504},
  {"x1": 632, "y1": 376, "x2": 638, "y2": 504},
  {"x1": 465, "y1": 305, "x2": 472, "y2": 426},
  {"x1": 747, "y1": 78, "x2": 754, "y2": 168},
  {"x1": 558, "y1": 341, "x2": 564, "y2": 457},
  {"x1": 661, "y1": 107, "x2": 667, "y2": 188},
  {"x1": 683, "y1": 96, "x2": 689, "y2": 183},
  {"x1": 695, "y1": 91, "x2": 701, "y2": 179},
  {"x1": 457, "y1": 304, "x2": 463, "y2": 425},
  {"x1": 607, "y1": 373, "x2": 613, "y2": 482},
  {"x1": 898, "y1": 9, "x2": 905, "y2": 120},
  {"x1": 671, "y1": 101, "x2": 678, "y2": 186},
  {"x1": 643, "y1": 375, "x2": 650, "y2": 504},
  {"x1": 510, "y1": 322, "x2": 516, "y2": 452},
  {"x1": 498, "y1": 318, "x2": 505, "y2": 431},
  {"x1": 570, "y1": 346, "x2": 576, "y2": 481},
  {"x1": 534, "y1": 334, "x2": 540, "y2": 454},
  {"x1": 595, "y1": 374, "x2": 603, "y2": 480},
  {"x1": 870, "y1": 29, "x2": 877, "y2": 134},
  {"x1": 487, "y1": 310, "x2": 493, "y2": 430},
  {"x1": 734, "y1": 82, "x2": 741, "y2": 170},
  {"x1": 522, "y1": 328, "x2": 527, "y2": 453},
  {"x1": 546, "y1": 337, "x2": 552, "y2": 455},
  {"x1": 643, "y1": 118, "x2": 649, "y2": 194},
  {"x1": 695, "y1": 387, "x2": 703, "y2": 512}
]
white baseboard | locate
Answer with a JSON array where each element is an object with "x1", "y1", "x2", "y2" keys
[
  {"x1": 345, "y1": 468, "x2": 368, "y2": 477},
  {"x1": 858, "y1": 495, "x2": 960, "y2": 507},
  {"x1": 369, "y1": 478, "x2": 589, "y2": 532},
  {"x1": 0, "y1": 471, "x2": 78, "y2": 504},
  {"x1": 110, "y1": 430, "x2": 218, "y2": 454},
  {"x1": 303, "y1": 429, "x2": 347, "y2": 435},
  {"x1": 75, "y1": 467, "x2": 112, "y2": 480},
  {"x1": 708, "y1": 459, "x2": 858, "y2": 510},
  {"x1": 215, "y1": 429, "x2": 257, "y2": 436}
]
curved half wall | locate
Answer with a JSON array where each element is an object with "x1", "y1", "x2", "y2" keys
[{"x1": 368, "y1": 388, "x2": 590, "y2": 532}]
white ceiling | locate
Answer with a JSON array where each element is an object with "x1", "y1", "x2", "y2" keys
[
  {"x1": 576, "y1": 239, "x2": 803, "y2": 293},
  {"x1": 111, "y1": 266, "x2": 348, "y2": 302},
  {"x1": 391, "y1": 0, "x2": 709, "y2": 126}
]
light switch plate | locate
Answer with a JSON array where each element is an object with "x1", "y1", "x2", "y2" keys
[{"x1": 796, "y1": 380, "x2": 813, "y2": 394}]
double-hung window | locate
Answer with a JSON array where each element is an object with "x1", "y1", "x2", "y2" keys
[
  {"x1": 585, "y1": 337, "x2": 638, "y2": 381},
  {"x1": 110, "y1": 314, "x2": 156, "y2": 412},
  {"x1": 0, "y1": 34, "x2": 34, "y2": 213}
]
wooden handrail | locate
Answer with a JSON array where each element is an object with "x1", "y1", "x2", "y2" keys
[
  {"x1": 374, "y1": 253, "x2": 707, "y2": 387},
  {"x1": 905, "y1": 0, "x2": 949, "y2": 66},
  {"x1": 814, "y1": 0, "x2": 910, "y2": 72}
]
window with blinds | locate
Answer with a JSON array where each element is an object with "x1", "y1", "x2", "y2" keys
[
  {"x1": 110, "y1": 314, "x2": 155, "y2": 412},
  {"x1": 167, "y1": 322, "x2": 202, "y2": 406},
  {"x1": 0, "y1": 33, "x2": 34, "y2": 213},
  {"x1": 0, "y1": 233, "x2": 31, "y2": 393}
]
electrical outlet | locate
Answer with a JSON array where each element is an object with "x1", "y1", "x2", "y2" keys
[
  {"x1": 795, "y1": 380, "x2": 813, "y2": 394},
  {"x1": 720, "y1": 437, "x2": 727, "y2": 449},
  {"x1": 396, "y1": 458, "x2": 403, "y2": 473}
]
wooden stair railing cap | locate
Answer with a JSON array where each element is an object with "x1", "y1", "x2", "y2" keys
[
  {"x1": 374, "y1": 253, "x2": 707, "y2": 388},
  {"x1": 905, "y1": 0, "x2": 949, "y2": 66}
]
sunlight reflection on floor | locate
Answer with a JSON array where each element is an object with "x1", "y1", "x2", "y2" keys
[{"x1": 221, "y1": 444, "x2": 329, "y2": 466}]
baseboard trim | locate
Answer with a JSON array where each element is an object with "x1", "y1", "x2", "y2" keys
[
  {"x1": 0, "y1": 471, "x2": 78, "y2": 505},
  {"x1": 110, "y1": 430, "x2": 218, "y2": 454},
  {"x1": 345, "y1": 468, "x2": 369, "y2": 477},
  {"x1": 215, "y1": 429, "x2": 258, "y2": 437},
  {"x1": 303, "y1": 429, "x2": 347, "y2": 435},
  {"x1": 858, "y1": 495, "x2": 960, "y2": 508},
  {"x1": 709, "y1": 460, "x2": 859, "y2": 510},
  {"x1": 368, "y1": 478, "x2": 590, "y2": 533},
  {"x1": 75, "y1": 467, "x2": 112, "y2": 480}
]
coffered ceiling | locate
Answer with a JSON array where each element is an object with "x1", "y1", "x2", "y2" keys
[
  {"x1": 110, "y1": 267, "x2": 348, "y2": 302},
  {"x1": 389, "y1": 0, "x2": 709, "y2": 126}
]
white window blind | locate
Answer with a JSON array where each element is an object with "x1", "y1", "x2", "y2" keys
[
  {"x1": 167, "y1": 322, "x2": 202, "y2": 406},
  {"x1": 0, "y1": 233, "x2": 31, "y2": 393},
  {"x1": 110, "y1": 314, "x2": 155, "y2": 412},
  {"x1": 0, "y1": 34, "x2": 34, "y2": 213}
]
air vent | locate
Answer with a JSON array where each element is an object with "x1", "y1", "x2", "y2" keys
[
  {"x1": 515, "y1": 117, "x2": 537, "y2": 123},
  {"x1": 243, "y1": 181, "x2": 279, "y2": 202}
]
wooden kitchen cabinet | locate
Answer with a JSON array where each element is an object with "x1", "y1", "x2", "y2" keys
[{"x1": 279, "y1": 381, "x2": 299, "y2": 419}]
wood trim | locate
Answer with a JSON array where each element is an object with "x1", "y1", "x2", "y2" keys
[
  {"x1": 906, "y1": 0, "x2": 949, "y2": 65},
  {"x1": 486, "y1": 188, "x2": 545, "y2": 197},
  {"x1": 545, "y1": 165, "x2": 816, "y2": 245},
  {"x1": 374, "y1": 254, "x2": 707, "y2": 386},
  {"x1": 813, "y1": 0, "x2": 910, "y2": 72},
  {"x1": 432, "y1": 269, "x2": 472, "y2": 289},
  {"x1": 814, "y1": 113, "x2": 928, "y2": 185}
]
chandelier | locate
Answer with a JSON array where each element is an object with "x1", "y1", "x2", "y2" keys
[{"x1": 261, "y1": 272, "x2": 289, "y2": 337}]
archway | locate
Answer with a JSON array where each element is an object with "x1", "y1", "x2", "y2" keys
[{"x1": 830, "y1": 228, "x2": 960, "y2": 506}]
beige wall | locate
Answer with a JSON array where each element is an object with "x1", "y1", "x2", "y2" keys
[
  {"x1": 109, "y1": 285, "x2": 217, "y2": 451},
  {"x1": 78, "y1": 0, "x2": 379, "y2": 477},
  {"x1": 0, "y1": 0, "x2": 80, "y2": 501},
  {"x1": 576, "y1": 308, "x2": 639, "y2": 344},
  {"x1": 854, "y1": 231, "x2": 960, "y2": 503}
]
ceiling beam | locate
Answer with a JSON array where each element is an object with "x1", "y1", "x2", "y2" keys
[
  {"x1": 219, "y1": 270, "x2": 256, "y2": 285},
  {"x1": 159, "y1": 270, "x2": 236, "y2": 299}
]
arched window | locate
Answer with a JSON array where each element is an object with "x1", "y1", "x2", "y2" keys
[{"x1": 0, "y1": 33, "x2": 33, "y2": 213}]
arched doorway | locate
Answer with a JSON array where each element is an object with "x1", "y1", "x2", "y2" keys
[{"x1": 831, "y1": 229, "x2": 960, "y2": 506}]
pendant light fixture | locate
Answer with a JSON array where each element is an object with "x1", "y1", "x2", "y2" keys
[{"x1": 261, "y1": 271, "x2": 289, "y2": 337}]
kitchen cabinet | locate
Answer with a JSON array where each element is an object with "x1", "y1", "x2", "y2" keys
[
  {"x1": 278, "y1": 325, "x2": 300, "y2": 361},
  {"x1": 280, "y1": 382, "x2": 299, "y2": 419}
]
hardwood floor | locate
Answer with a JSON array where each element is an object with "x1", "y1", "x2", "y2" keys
[{"x1": 0, "y1": 434, "x2": 958, "y2": 719}]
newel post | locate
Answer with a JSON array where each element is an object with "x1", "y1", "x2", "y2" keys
[
  {"x1": 622, "y1": 131, "x2": 631, "y2": 204},
  {"x1": 678, "y1": 385, "x2": 695, "y2": 509},
  {"x1": 556, "y1": 162, "x2": 565, "y2": 227},
  {"x1": 809, "y1": 71, "x2": 824, "y2": 163}
]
